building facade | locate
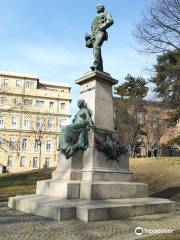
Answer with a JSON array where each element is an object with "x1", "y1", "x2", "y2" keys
[
  {"x1": 0, "y1": 71, "x2": 71, "y2": 173},
  {"x1": 114, "y1": 98, "x2": 180, "y2": 157},
  {"x1": 134, "y1": 101, "x2": 180, "y2": 157}
]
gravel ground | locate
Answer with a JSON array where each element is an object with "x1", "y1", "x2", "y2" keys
[{"x1": 0, "y1": 202, "x2": 180, "y2": 240}]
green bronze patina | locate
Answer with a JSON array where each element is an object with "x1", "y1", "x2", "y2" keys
[
  {"x1": 59, "y1": 99, "x2": 94, "y2": 159},
  {"x1": 95, "y1": 135, "x2": 127, "y2": 162},
  {"x1": 85, "y1": 4, "x2": 113, "y2": 71}
]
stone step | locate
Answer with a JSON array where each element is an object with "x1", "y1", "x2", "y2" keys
[
  {"x1": 8, "y1": 194, "x2": 175, "y2": 222},
  {"x1": 36, "y1": 179, "x2": 148, "y2": 200},
  {"x1": 76, "y1": 197, "x2": 175, "y2": 222},
  {"x1": 36, "y1": 179, "x2": 81, "y2": 199},
  {"x1": 8, "y1": 194, "x2": 79, "y2": 221},
  {"x1": 80, "y1": 181, "x2": 148, "y2": 200}
]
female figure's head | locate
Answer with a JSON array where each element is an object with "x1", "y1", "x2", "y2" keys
[{"x1": 77, "y1": 99, "x2": 85, "y2": 109}]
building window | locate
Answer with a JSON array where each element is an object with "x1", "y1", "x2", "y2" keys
[
  {"x1": 7, "y1": 156, "x2": 13, "y2": 167},
  {"x1": 23, "y1": 117, "x2": 29, "y2": 128},
  {"x1": 25, "y1": 81, "x2": 34, "y2": 89},
  {"x1": 34, "y1": 138, "x2": 40, "y2": 150},
  {"x1": 36, "y1": 100, "x2": 44, "y2": 108},
  {"x1": 33, "y1": 157, "x2": 38, "y2": 168},
  {"x1": 60, "y1": 103, "x2": 65, "y2": 109},
  {"x1": 1, "y1": 97, "x2": 7, "y2": 105},
  {"x1": 36, "y1": 118, "x2": 41, "y2": 129},
  {"x1": 14, "y1": 98, "x2": 20, "y2": 105},
  {"x1": 49, "y1": 102, "x2": 54, "y2": 109},
  {"x1": 20, "y1": 156, "x2": 25, "y2": 167},
  {"x1": 0, "y1": 116, "x2": 4, "y2": 127},
  {"x1": 12, "y1": 116, "x2": 17, "y2": 127},
  {"x1": 16, "y1": 80, "x2": 21, "y2": 87},
  {"x1": 3, "y1": 79, "x2": 8, "y2": 86},
  {"x1": 0, "y1": 137, "x2": 2, "y2": 149},
  {"x1": 152, "y1": 113, "x2": 158, "y2": 128},
  {"x1": 48, "y1": 119, "x2": 52, "y2": 129},
  {"x1": 44, "y1": 158, "x2": 50, "y2": 168},
  {"x1": 59, "y1": 119, "x2": 65, "y2": 128},
  {"x1": 9, "y1": 137, "x2": 16, "y2": 150},
  {"x1": 24, "y1": 99, "x2": 32, "y2": 106},
  {"x1": 21, "y1": 138, "x2": 27, "y2": 150},
  {"x1": 46, "y1": 140, "x2": 52, "y2": 152}
]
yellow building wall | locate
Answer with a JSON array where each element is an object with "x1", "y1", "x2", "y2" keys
[{"x1": 0, "y1": 72, "x2": 71, "y2": 173}]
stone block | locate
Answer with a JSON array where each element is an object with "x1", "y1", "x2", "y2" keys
[
  {"x1": 76, "y1": 198, "x2": 175, "y2": 222},
  {"x1": 80, "y1": 181, "x2": 148, "y2": 200},
  {"x1": 52, "y1": 150, "x2": 83, "y2": 180},
  {"x1": 8, "y1": 195, "x2": 175, "y2": 222},
  {"x1": 8, "y1": 194, "x2": 37, "y2": 209},
  {"x1": 81, "y1": 128, "x2": 131, "y2": 175},
  {"x1": 9, "y1": 195, "x2": 77, "y2": 221},
  {"x1": 75, "y1": 71, "x2": 118, "y2": 130},
  {"x1": 82, "y1": 171, "x2": 134, "y2": 181},
  {"x1": 36, "y1": 179, "x2": 80, "y2": 199}
]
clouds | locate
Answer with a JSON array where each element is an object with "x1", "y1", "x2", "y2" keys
[
  {"x1": 0, "y1": 41, "x2": 87, "y2": 78},
  {"x1": 0, "y1": 40, "x2": 88, "y2": 115},
  {"x1": 0, "y1": 38, "x2": 154, "y2": 116},
  {"x1": 0, "y1": 0, "x2": 155, "y2": 116}
]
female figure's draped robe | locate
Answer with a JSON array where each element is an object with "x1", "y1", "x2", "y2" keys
[{"x1": 59, "y1": 106, "x2": 94, "y2": 159}]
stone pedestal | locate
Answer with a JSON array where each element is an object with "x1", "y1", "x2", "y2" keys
[
  {"x1": 8, "y1": 70, "x2": 175, "y2": 222},
  {"x1": 52, "y1": 150, "x2": 83, "y2": 180},
  {"x1": 75, "y1": 71, "x2": 133, "y2": 182},
  {"x1": 80, "y1": 128, "x2": 133, "y2": 181},
  {"x1": 75, "y1": 70, "x2": 117, "y2": 130}
]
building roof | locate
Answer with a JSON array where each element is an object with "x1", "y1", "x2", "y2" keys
[
  {"x1": 0, "y1": 71, "x2": 39, "y2": 79},
  {"x1": 0, "y1": 71, "x2": 70, "y2": 88},
  {"x1": 40, "y1": 80, "x2": 70, "y2": 89}
]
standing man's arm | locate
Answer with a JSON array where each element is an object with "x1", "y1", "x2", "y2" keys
[{"x1": 100, "y1": 13, "x2": 114, "y2": 31}]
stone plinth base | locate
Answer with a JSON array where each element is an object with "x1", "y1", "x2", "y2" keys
[
  {"x1": 8, "y1": 194, "x2": 175, "y2": 222},
  {"x1": 36, "y1": 179, "x2": 148, "y2": 200}
]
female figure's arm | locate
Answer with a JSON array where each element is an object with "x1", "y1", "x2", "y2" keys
[
  {"x1": 85, "y1": 108, "x2": 94, "y2": 128},
  {"x1": 72, "y1": 113, "x2": 77, "y2": 123}
]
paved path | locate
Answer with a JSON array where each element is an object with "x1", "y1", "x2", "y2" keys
[{"x1": 0, "y1": 202, "x2": 180, "y2": 240}]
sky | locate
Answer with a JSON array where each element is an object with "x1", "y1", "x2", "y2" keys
[{"x1": 0, "y1": 0, "x2": 155, "y2": 115}]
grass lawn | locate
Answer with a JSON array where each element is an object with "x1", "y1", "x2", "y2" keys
[
  {"x1": 0, "y1": 157, "x2": 180, "y2": 202},
  {"x1": 129, "y1": 157, "x2": 180, "y2": 201},
  {"x1": 0, "y1": 167, "x2": 54, "y2": 201}
]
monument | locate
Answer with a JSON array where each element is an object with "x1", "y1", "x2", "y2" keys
[
  {"x1": 85, "y1": 3, "x2": 113, "y2": 71},
  {"x1": 8, "y1": 4, "x2": 175, "y2": 222}
]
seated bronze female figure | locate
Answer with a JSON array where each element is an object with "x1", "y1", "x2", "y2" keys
[{"x1": 59, "y1": 99, "x2": 94, "y2": 159}]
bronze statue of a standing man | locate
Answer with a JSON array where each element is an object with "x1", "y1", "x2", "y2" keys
[{"x1": 85, "y1": 4, "x2": 114, "y2": 72}]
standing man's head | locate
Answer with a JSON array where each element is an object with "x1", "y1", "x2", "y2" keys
[{"x1": 96, "y1": 4, "x2": 105, "y2": 13}]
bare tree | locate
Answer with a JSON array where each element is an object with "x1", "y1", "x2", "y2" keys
[
  {"x1": 114, "y1": 98, "x2": 172, "y2": 158},
  {"x1": 30, "y1": 114, "x2": 52, "y2": 169},
  {"x1": 0, "y1": 87, "x2": 23, "y2": 158},
  {"x1": 114, "y1": 98, "x2": 145, "y2": 157},
  {"x1": 0, "y1": 134, "x2": 21, "y2": 160},
  {"x1": 154, "y1": 113, "x2": 169, "y2": 157},
  {"x1": 134, "y1": 0, "x2": 180, "y2": 53},
  {"x1": 140, "y1": 100, "x2": 170, "y2": 157}
]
